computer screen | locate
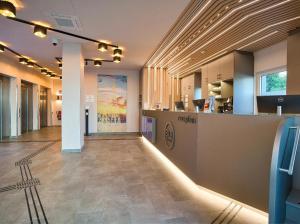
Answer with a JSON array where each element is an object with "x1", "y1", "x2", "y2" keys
[
  {"x1": 257, "y1": 95, "x2": 300, "y2": 114},
  {"x1": 193, "y1": 99, "x2": 206, "y2": 111},
  {"x1": 175, "y1": 101, "x2": 185, "y2": 111}
]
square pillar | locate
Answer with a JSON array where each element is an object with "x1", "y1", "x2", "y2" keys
[{"x1": 62, "y1": 42, "x2": 85, "y2": 152}]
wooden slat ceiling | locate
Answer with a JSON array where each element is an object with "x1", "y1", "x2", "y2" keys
[{"x1": 145, "y1": 0, "x2": 300, "y2": 77}]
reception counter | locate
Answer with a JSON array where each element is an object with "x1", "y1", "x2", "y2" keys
[{"x1": 142, "y1": 110, "x2": 300, "y2": 222}]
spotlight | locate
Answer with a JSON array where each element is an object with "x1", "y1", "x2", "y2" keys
[
  {"x1": 46, "y1": 72, "x2": 52, "y2": 77},
  {"x1": 41, "y1": 69, "x2": 47, "y2": 75},
  {"x1": 50, "y1": 74, "x2": 55, "y2": 78},
  {"x1": 0, "y1": 44, "x2": 4, "y2": 52},
  {"x1": 27, "y1": 61, "x2": 34, "y2": 68},
  {"x1": 113, "y1": 56, "x2": 121, "y2": 63},
  {"x1": 0, "y1": 1, "x2": 16, "y2": 18},
  {"x1": 94, "y1": 60, "x2": 102, "y2": 67},
  {"x1": 60, "y1": 76, "x2": 62, "y2": 80},
  {"x1": 19, "y1": 57, "x2": 28, "y2": 64},
  {"x1": 113, "y1": 48, "x2": 122, "y2": 57},
  {"x1": 34, "y1": 25, "x2": 47, "y2": 38},
  {"x1": 98, "y1": 43, "x2": 108, "y2": 52},
  {"x1": 58, "y1": 63, "x2": 62, "y2": 69}
]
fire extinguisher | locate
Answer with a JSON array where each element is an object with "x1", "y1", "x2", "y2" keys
[{"x1": 56, "y1": 111, "x2": 62, "y2": 120}]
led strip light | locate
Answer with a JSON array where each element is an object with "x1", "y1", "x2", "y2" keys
[
  {"x1": 147, "y1": 0, "x2": 212, "y2": 66},
  {"x1": 158, "y1": 0, "x2": 292, "y2": 70},
  {"x1": 177, "y1": 15, "x2": 300, "y2": 77}
]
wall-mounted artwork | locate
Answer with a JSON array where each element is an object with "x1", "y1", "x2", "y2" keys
[{"x1": 97, "y1": 75, "x2": 127, "y2": 132}]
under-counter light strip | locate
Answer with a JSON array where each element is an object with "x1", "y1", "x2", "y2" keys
[
  {"x1": 141, "y1": 136, "x2": 268, "y2": 221},
  {"x1": 177, "y1": 15, "x2": 300, "y2": 76},
  {"x1": 147, "y1": 0, "x2": 212, "y2": 66},
  {"x1": 160, "y1": 0, "x2": 292, "y2": 70}
]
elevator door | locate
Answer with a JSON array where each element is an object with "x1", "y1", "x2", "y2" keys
[
  {"x1": 21, "y1": 85, "x2": 28, "y2": 133},
  {"x1": 21, "y1": 82, "x2": 33, "y2": 133},
  {"x1": 40, "y1": 87, "x2": 48, "y2": 128}
]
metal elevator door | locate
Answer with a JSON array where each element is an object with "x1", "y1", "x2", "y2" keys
[
  {"x1": 39, "y1": 87, "x2": 48, "y2": 128},
  {"x1": 21, "y1": 82, "x2": 33, "y2": 133}
]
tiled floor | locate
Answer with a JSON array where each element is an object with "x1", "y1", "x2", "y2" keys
[{"x1": 0, "y1": 127, "x2": 268, "y2": 224}]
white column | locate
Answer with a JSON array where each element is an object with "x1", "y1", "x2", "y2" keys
[
  {"x1": 62, "y1": 42, "x2": 85, "y2": 152},
  {"x1": 32, "y1": 84, "x2": 40, "y2": 130}
]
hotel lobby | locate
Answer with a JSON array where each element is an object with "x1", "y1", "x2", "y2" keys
[{"x1": 0, "y1": 0, "x2": 300, "y2": 223}]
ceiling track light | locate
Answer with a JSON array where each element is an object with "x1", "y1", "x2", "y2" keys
[
  {"x1": 0, "y1": 44, "x2": 4, "y2": 52},
  {"x1": 19, "y1": 57, "x2": 28, "y2": 64},
  {"x1": 98, "y1": 43, "x2": 108, "y2": 52},
  {"x1": 27, "y1": 61, "x2": 34, "y2": 68},
  {"x1": 34, "y1": 25, "x2": 47, "y2": 38},
  {"x1": 113, "y1": 48, "x2": 122, "y2": 57},
  {"x1": 94, "y1": 60, "x2": 102, "y2": 67},
  {"x1": 113, "y1": 56, "x2": 121, "y2": 63},
  {"x1": 41, "y1": 68, "x2": 47, "y2": 75},
  {"x1": 0, "y1": 0, "x2": 16, "y2": 18}
]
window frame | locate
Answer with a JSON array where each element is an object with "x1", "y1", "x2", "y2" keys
[{"x1": 256, "y1": 66, "x2": 287, "y2": 97}]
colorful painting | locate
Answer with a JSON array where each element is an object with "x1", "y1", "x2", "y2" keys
[{"x1": 97, "y1": 75, "x2": 127, "y2": 132}]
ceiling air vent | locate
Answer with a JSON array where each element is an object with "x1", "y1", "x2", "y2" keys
[{"x1": 49, "y1": 13, "x2": 82, "y2": 32}]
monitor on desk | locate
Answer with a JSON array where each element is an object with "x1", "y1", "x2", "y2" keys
[
  {"x1": 257, "y1": 95, "x2": 300, "y2": 114},
  {"x1": 175, "y1": 101, "x2": 185, "y2": 111},
  {"x1": 193, "y1": 99, "x2": 206, "y2": 112}
]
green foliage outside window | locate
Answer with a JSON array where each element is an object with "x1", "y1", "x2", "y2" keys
[{"x1": 265, "y1": 72, "x2": 287, "y2": 93}]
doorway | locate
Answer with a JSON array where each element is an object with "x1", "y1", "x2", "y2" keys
[
  {"x1": 21, "y1": 81, "x2": 33, "y2": 133},
  {"x1": 0, "y1": 75, "x2": 11, "y2": 140},
  {"x1": 39, "y1": 87, "x2": 48, "y2": 128}
]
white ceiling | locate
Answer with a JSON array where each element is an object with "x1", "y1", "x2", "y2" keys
[{"x1": 0, "y1": 0, "x2": 190, "y2": 73}]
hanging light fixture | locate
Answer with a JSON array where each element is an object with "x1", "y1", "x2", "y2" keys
[
  {"x1": 27, "y1": 61, "x2": 34, "y2": 68},
  {"x1": 98, "y1": 43, "x2": 108, "y2": 52},
  {"x1": 0, "y1": 0, "x2": 16, "y2": 18},
  {"x1": 58, "y1": 63, "x2": 62, "y2": 69},
  {"x1": 0, "y1": 44, "x2": 4, "y2": 52},
  {"x1": 34, "y1": 25, "x2": 47, "y2": 38},
  {"x1": 46, "y1": 72, "x2": 52, "y2": 77},
  {"x1": 94, "y1": 60, "x2": 102, "y2": 67},
  {"x1": 113, "y1": 56, "x2": 121, "y2": 63},
  {"x1": 41, "y1": 68, "x2": 47, "y2": 75},
  {"x1": 60, "y1": 76, "x2": 62, "y2": 80},
  {"x1": 19, "y1": 57, "x2": 28, "y2": 64},
  {"x1": 113, "y1": 48, "x2": 122, "y2": 57}
]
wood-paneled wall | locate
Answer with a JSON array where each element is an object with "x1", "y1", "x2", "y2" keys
[{"x1": 141, "y1": 67, "x2": 180, "y2": 110}]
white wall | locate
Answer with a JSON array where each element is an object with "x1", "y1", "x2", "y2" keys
[
  {"x1": 85, "y1": 68, "x2": 139, "y2": 133},
  {"x1": 254, "y1": 40, "x2": 287, "y2": 74}
]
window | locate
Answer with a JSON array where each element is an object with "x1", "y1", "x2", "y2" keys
[{"x1": 260, "y1": 70, "x2": 287, "y2": 96}]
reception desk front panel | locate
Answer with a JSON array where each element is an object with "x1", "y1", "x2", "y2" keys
[{"x1": 142, "y1": 110, "x2": 285, "y2": 212}]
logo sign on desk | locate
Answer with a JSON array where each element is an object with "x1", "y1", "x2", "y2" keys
[{"x1": 165, "y1": 122, "x2": 175, "y2": 150}]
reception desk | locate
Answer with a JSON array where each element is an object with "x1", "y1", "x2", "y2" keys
[{"x1": 142, "y1": 110, "x2": 300, "y2": 222}]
